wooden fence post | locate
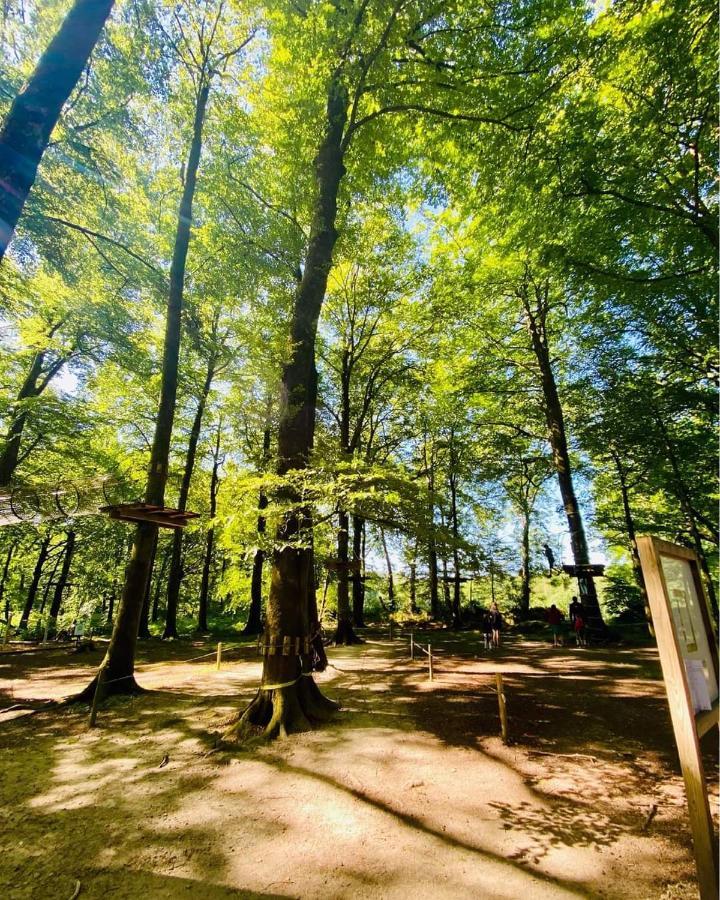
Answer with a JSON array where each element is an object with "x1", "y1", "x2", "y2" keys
[
  {"x1": 89, "y1": 670, "x2": 104, "y2": 728},
  {"x1": 496, "y1": 673, "x2": 508, "y2": 743},
  {"x1": 3, "y1": 617, "x2": 10, "y2": 648},
  {"x1": 216, "y1": 642, "x2": 223, "y2": 671},
  {"x1": 428, "y1": 644, "x2": 433, "y2": 681},
  {"x1": 410, "y1": 632, "x2": 414, "y2": 660}
]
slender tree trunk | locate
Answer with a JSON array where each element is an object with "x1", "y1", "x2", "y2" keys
[
  {"x1": 164, "y1": 349, "x2": 216, "y2": 639},
  {"x1": 519, "y1": 509, "x2": 531, "y2": 617},
  {"x1": 409, "y1": 560, "x2": 417, "y2": 615},
  {"x1": 351, "y1": 514, "x2": 365, "y2": 627},
  {"x1": 227, "y1": 77, "x2": 348, "y2": 739},
  {"x1": 19, "y1": 534, "x2": 50, "y2": 629},
  {"x1": 48, "y1": 530, "x2": 75, "y2": 629},
  {"x1": 449, "y1": 466, "x2": 461, "y2": 629},
  {"x1": 78, "y1": 78, "x2": 211, "y2": 701},
  {"x1": 611, "y1": 451, "x2": 653, "y2": 632},
  {"x1": 151, "y1": 544, "x2": 170, "y2": 624},
  {"x1": 243, "y1": 419, "x2": 270, "y2": 636},
  {"x1": 138, "y1": 531, "x2": 157, "y2": 639},
  {"x1": 380, "y1": 527, "x2": 395, "y2": 611},
  {"x1": 39, "y1": 541, "x2": 65, "y2": 613},
  {"x1": 0, "y1": 0, "x2": 115, "y2": 261},
  {"x1": 199, "y1": 421, "x2": 222, "y2": 633},
  {"x1": 523, "y1": 283, "x2": 607, "y2": 636},
  {"x1": 0, "y1": 540, "x2": 16, "y2": 620}
]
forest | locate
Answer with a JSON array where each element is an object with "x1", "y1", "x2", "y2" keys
[
  {"x1": 1, "y1": 0, "x2": 716, "y2": 717},
  {"x1": 0, "y1": 1, "x2": 717, "y2": 896}
]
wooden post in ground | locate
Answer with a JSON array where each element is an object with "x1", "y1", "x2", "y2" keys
[
  {"x1": 216, "y1": 642, "x2": 223, "y2": 670},
  {"x1": 89, "y1": 670, "x2": 105, "y2": 728},
  {"x1": 428, "y1": 644, "x2": 433, "y2": 681},
  {"x1": 410, "y1": 632, "x2": 414, "y2": 660},
  {"x1": 496, "y1": 673, "x2": 508, "y2": 743},
  {"x1": 3, "y1": 617, "x2": 10, "y2": 648},
  {"x1": 42, "y1": 615, "x2": 50, "y2": 644}
]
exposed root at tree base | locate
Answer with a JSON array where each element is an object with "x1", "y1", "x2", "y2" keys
[
  {"x1": 69, "y1": 673, "x2": 146, "y2": 705},
  {"x1": 223, "y1": 679, "x2": 339, "y2": 743},
  {"x1": 332, "y1": 622, "x2": 364, "y2": 645}
]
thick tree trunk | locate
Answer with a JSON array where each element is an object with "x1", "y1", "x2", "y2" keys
[
  {"x1": 227, "y1": 77, "x2": 348, "y2": 740},
  {"x1": 0, "y1": 0, "x2": 115, "y2": 261},
  {"x1": 199, "y1": 422, "x2": 222, "y2": 633},
  {"x1": 164, "y1": 349, "x2": 216, "y2": 639},
  {"x1": 351, "y1": 515, "x2": 365, "y2": 627},
  {"x1": 78, "y1": 80, "x2": 211, "y2": 701},
  {"x1": 19, "y1": 534, "x2": 50, "y2": 629},
  {"x1": 138, "y1": 531, "x2": 157, "y2": 639},
  {"x1": 523, "y1": 284, "x2": 607, "y2": 636},
  {"x1": 48, "y1": 529, "x2": 75, "y2": 626},
  {"x1": 243, "y1": 421, "x2": 270, "y2": 636},
  {"x1": 39, "y1": 541, "x2": 65, "y2": 614},
  {"x1": 519, "y1": 510, "x2": 531, "y2": 617}
]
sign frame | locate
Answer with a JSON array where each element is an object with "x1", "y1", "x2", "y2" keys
[{"x1": 637, "y1": 535, "x2": 718, "y2": 900}]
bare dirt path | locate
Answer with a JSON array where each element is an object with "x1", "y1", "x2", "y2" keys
[{"x1": 0, "y1": 631, "x2": 716, "y2": 899}]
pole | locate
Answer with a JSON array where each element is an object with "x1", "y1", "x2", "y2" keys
[
  {"x1": 410, "y1": 632, "x2": 414, "y2": 660},
  {"x1": 42, "y1": 615, "x2": 50, "y2": 644},
  {"x1": 496, "y1": 673, "x2": 508, "y2": 743},
  {"x1": 89, "y1": 669, "x2": 105, "y2": 728},
  {"x1": 3, "y1": 617, "x2": 10, "y2": 648},
  {"x1": 216, "y1": 641, "x2": 222, "y2": 670},
  {"x1": 428, "y1": 644, "x2": 433, "y2": 681}
]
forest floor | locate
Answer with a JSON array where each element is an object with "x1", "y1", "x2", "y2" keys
[{"x1": 0, "y1": 629, "x2": 717, "y2": 900}]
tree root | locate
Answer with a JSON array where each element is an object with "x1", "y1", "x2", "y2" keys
[
  {"x1": 223, "y1": 678, "x2": 339, "y2": 743},
  {"x1": 69, "y1": 670, "x2": 145, "y2": 705}
]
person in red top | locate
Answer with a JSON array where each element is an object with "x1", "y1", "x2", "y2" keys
[{"x1": 546, "y1": 604, "x2": 565, "y2": 647}]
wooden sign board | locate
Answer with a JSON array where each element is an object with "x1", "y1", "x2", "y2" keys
[{"x1": 637, "y1": 536, "x2": 718, "y2": 900}]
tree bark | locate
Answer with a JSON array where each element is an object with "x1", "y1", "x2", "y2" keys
[
  {"x1": 351, "y1": 514, "x2": 365, "y2": 627},
  {"x1": 164, "y1": 348, "x2": 216, "y2": 639},
  {"x1": 611, "y1": 451, "x2": 653, "y2": 632},
  {"x1": 380, "y1": 527, "x2": 395, "y2": 611},
  {"x1": 138, "y1": 530, "x2": 157, "y2": 639},
  {"x1": 48, "y1": 529, "x2": 75, "y2": 624},
  {"x1": 39, "y1": 541, "x2": 65, "y2": 614},
  {"x1": 19, "y1": 534, "x2": 50, "y2": 629},
  {"x1": 0, "y1": 0, "x2": 115, "y2": 260},
  {"x1": 227, "y1": 77, "x2": 348, "y2": 740},
  {"x1": 449, "y1": 454, "x2": 461, "y2": 629},
  {"x1": 78, "y1": 78, "x2": 211, "y2": 701},
  {"x1": 151, "y1": 543, "x2": 170, "y2": 624},
  {"x1": 0, "y1": 540, "x2": 16, "y2": 620},
  {"x1": 522, "y1": 282, "x2": 607, "y2": 636},
  {"x1": 199, "y1": 420, "x2": 222, "y2": 633},
  {"x1": 519, "y1": 509, "x2": 531, "y2": 617},
  {"x1": 243, "y1": 420, "x2": 270, "y2": 636}
]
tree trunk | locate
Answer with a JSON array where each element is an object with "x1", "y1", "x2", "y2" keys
[
  {"x1": 523, "y1": 283, "x2": 607, "y2": 636},
  {"x1": 0, "y1": 0, "x2": 115, "y2": 261},
  {"x1": 48, "y1": 530, "x2": 75, "y2": 627},
  {"x1": 151, "y1": 543, "x2": 170, "y2": 624},
  {"x1": 380, "y1": 527, "x2": 395, "y2": 611},
  {"x1": 243, "y1": 420, "x2": 270, "y2": 636},
  {"x1": 409, "y1": 560, "x2": 417, "y2": 614},
  {"x1": 78, "y1": 79, "x2": 211, "y2": 701},
  {"x1": 138, "y1": 530, "x2": 157, "y2": 639},
  {"x1": 519, "y1": 510, "x2": 531, "y2": 617},
  {"x1": 0, "y1": 540, "x2": 16, "y2": 620},
  {"x1": 611, "y1": 451, "x2": 653, "y2": 633},
  {"x1": 351, "y1": 514, "x2": 365, "y2": 627},
  {"x1": 226, "y1": 77, "x2": 348, "y2": 740},
  {"x1": 164, "y1": 348, "x2": 216, "y2": 639},
  {"x1": 19, "y1": 534, "x2": 50, "y2": 629},
  {"x1": 199, "y1": 420, "x2": 222, "y2": 633},
  {"x1": 39, "y1": 541, "x2": 65, "y2": 613},
  {"x1": 449, "y1": 465, "x2": 461, "y2": 629}
]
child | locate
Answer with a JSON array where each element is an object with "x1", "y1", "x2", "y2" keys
[
  {"x1": 482, "y1": 611, "x2": 493, "y2": 650},
  {"x1": 574, "y1": 612, "x2": 586, "y2": 647}
]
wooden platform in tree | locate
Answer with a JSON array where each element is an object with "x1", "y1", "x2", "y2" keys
[
  {"x1": 100, "y1": 503, "x2": 200, "y2": 530},
  {"x1": 562, "y1": 563, "x2": 605, "y2": 578}
]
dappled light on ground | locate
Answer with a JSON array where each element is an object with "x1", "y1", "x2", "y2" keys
[{"x1": 0, "y1": 630, "x2": 716, "y2": 899}]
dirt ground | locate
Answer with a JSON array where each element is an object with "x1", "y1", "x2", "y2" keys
[{"x1": 0, "y1": 630, "x2": 717, "y2": 900}]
